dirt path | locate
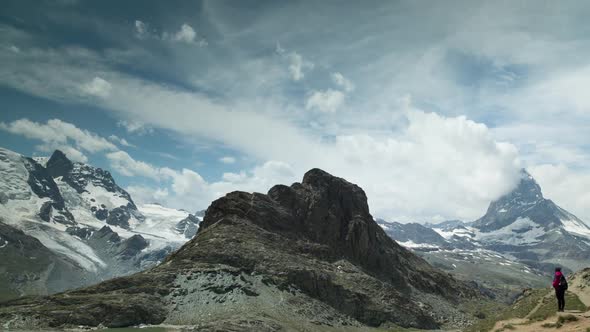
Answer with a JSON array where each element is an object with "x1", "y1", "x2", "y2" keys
[
  {"x1": 491, "y1": 270, "x2": 590, "y2": 332},
  {"x1": 493, "y1": 310, "x2": 590, "y2": 332}
]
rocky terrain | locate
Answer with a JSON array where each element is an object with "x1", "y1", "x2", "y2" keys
[
  {"x1": 0, "y1": 147, "x2": 201, "y2": 301},
  {"x1": 0, "y1": 169, "x2": 488, "y2": 331}
]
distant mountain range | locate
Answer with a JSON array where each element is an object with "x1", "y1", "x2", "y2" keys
[
  {"x1": 382, "y1": 169, "x2": 590, "y2": 290},
  {"x1": 0, "y1": 147, "x2": 201, "y2": 301}
]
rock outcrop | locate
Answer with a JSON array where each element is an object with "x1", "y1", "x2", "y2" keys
[{"x1": 0, "y1": 169, "x2": 482, "y2": 330}]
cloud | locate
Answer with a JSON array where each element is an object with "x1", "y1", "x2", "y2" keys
[
  {"x1": 125, "y1": 160, "x2": 297, "y2": 211},
  {"x1": 0, "y1": 118, "x2": 117, "y2": 161},
  {"x1": 173, "y1": 23, "x2": 196, "y2": 43},
  {"x1": 6, "y1": 2, "x2": 589, "y2": 222},
  {"x1": 219, "y1": 156, "x2": 236, "y2": 164},
  {"x1": 305, "y1": 89, "x2": 345, "y2": 113},
  {"x1": 134, "y1": 20, "x2": 207, "y2": 46},
  {"x1": 8, "y1": 45, "x2": 20, "y2": 53},
  {"x1": 331, "y1": 72, "x2": 354, "y2": 92},
  {"x1": 0, "y1": 41, "x2": 524, "y2": 220},
  {"x1": 276, "y1": 43, "x2": 313, "y2": 81},
  {"x1": 134, "y1": 20, "x2": 148, "y2": 39},
  {"x1": 106, "y1": 150, "x2": 161, "y2": 180},
  {"x1": 80, "y1": 77, "x2": 112, "y2": 98},
  {"x1": 117, "y1": 120, "x2": 154, "y2": 135},
  {"x1": 108, "y1": 134, "x2": 134, "y2": 147}
]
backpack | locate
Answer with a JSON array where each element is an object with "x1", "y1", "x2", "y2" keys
[{"x1": 559, "y1": 275, "x2": 568, "y2": 290}]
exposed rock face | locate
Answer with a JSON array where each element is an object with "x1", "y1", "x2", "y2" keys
[
  {"x1": 175, "y1": 214, "x2": 200, "y2": 239},
  {"x1": 45, "y1": 149, "x2": 74, "y2": 179},
  {"x1": 0, "y1": 169, "x2": 482, "y2": 330},
  {"x1": 106, "y1": 206, "x2": 132, "y2": 228},
  {"x1": 0, "y1": 222, "x2": 96, "y2": 300},
  {"x1": 24, "y1": 157, "x2": 75, "y2": 225}
]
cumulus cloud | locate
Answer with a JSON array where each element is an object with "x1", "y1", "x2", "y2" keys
[
  {"x1": 219, "y1": 156, "x2": 236, "y2": 164},
  {"x1": 106, "y1": 150, "x2": 161, "y2": 180},
  {"x1": 172, "y1": 24, "x2": 196, "y2": 43},
  {"x1": 125, "y1": 160, "x2": 297, "y2": 211},
  {"x1": 80, "y1": 77, "x2": 112, "y2": 98},
  {"x1": 331, "y1": 72, "x2": 355, "y2": 92},
  {"x1": 276, "y1": 43, "x2": 314, "y2": 81},
  {"x1": 305, "y1": 89, "x2": 345, "y2": 113},
  {"x1": 0, "y1": 118, "x2": 117, "y2": 162}
]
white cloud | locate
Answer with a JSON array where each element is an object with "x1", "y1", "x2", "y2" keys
[
  {"x1": 134, "y1": 20, "x2": 148, "y2": 39},
  {"x1": 117, "y1": 120, "x2": 154, "y2": 135},
  {"x1": 173, "y1": 23, "x2": 196, "y2": 43},
  {"x1": 276, "y1": 43, "x2": 314, "y2": 81},
  {"x1": 331, "y1": 72, "x2": 354, "y2": 92},
  {"x1": 0, "y1": 118, "x2": 117, "y2": 160},
  {"x1": 108, "y1": 134, "x2": 134, "y2": 147},
  {"x1": 106, "y1": 150, "x2": 161, "y2": 180},
  {"x1": 80, "y1": 77, "x2": 112, "y2": 98},
  {"x1": 306, "y1": 89, "x2": 345, "y2": 113},
  {"x1": 219, "y1": 156, "x2": 236, "y2": 164},
  {"x1": 8, "y1": 45, "x2": 20, "y2": 53},
  {"x1": 133, "y1": 20, "x2": 207, "y2": 46}
]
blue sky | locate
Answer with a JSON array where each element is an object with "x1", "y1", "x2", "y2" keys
[{"x1": 2, "y1": 0, "x2": 590, "y2": 222}]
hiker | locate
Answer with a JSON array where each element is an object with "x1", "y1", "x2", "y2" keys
[{"x1": 553, "y1": 267, "x2": 568, "y2": 312}]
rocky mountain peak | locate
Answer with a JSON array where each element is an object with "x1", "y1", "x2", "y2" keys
[
  {"x1": 508, "y1": 169, "x2": 544, "y2": 204},
  {"x1": 46, "y1": 149, "x2": 74, "y2": 179}
]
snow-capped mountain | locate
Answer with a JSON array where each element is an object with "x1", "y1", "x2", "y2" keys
[
  {"x1": 384, "y1": 169, "x2": 590, "y2": 280},
  {"x1": 0, "y1": 147, "x2": 201, "y2": 301},
  {"x1": 377, "y1": 219, "x2": 450, "y2": 250}
]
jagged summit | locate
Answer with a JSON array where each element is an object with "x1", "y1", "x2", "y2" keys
[
  {"x1": 473, "y1": 169, "x2": 565, "y2": 232},
  {"x1": 1, "y1": 168, "x2": 482, "y2": 330},
  {"x1": 46, "y1": 149, "x2": 74, "y2": 179}
]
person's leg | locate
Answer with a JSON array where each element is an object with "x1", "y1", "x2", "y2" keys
[
  {"x1": 556, "y1": 289, "x2": 562, "y2": 311},
  {"x1": 561, "y1": 290, "x2": 566, "y2": 311}
]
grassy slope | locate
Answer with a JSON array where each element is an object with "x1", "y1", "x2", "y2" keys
[{"x1": 463, "y1": 289, "x2": 547, "y2": 332}]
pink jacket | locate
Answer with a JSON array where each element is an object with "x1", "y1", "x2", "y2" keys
[{"x1": 553, "y1": 271, "x2": 563, "y2": 289}]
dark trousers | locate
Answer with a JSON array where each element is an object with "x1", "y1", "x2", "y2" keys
[{"x1": 556, "y1": 288, "x2": 566, "y2": 311}]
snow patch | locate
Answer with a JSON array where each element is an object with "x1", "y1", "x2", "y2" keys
[
  {"x1": 397, "y1": 240, "x2": 440, "y2": 249},
  {"x1": 476, "y1": 217, "x2": 544, "y2": 245},
  {"x1": 561, "y1": 216, "x2": 590, "y2": 239}
]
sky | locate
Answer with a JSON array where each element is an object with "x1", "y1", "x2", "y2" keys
[{"x1": 1, "y1": 0, "x2": 590, "y2": 223}]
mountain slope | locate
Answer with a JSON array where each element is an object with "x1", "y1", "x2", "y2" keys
[
  {"x1": 377, "y1": 219, "x2": 450, "y2": 250},
  {"x1": 0, "y1": 147, "x2": 200, "y2": 301},
  {"x1": 0, "y1": 169, "x2": 485, "y2": 330}
]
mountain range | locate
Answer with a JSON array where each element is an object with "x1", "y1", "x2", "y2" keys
[
  {"x1": 0, "y1": 147, "x2": 201, "y2": 301},
  {"x1": 383, "y1": 169, "x2": 590, "y2": 291},
  {"x1": 0, "y1": 168, "x2": 490, "y2": 331}
]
